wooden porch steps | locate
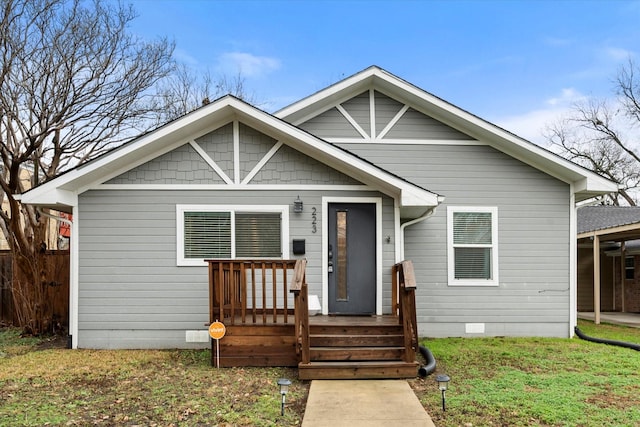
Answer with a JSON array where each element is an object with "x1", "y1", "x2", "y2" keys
[{"x1": 298, "y1": 318, "x2": 419, "y2": 380}]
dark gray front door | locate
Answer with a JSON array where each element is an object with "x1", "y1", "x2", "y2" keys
[{"x1": 328, "y1": 203, "x2": 376, "y2": 314}]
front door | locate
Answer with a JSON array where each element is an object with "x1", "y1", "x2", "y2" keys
[{"x1": 327, "y1": 203, "x2": 376, "y2": 314}]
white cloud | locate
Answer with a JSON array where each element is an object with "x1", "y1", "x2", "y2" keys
[
  {"x1": 218, "y1": 52, "x2": 281, "y2": 77},
  {"x1": 494, "y1": 88, "x2": 586, "y2": 145},
  {"x1": 173, "y1": 48, "x2": 201, "y2": 67},
  {"x1": 602, "y1": 46, "x2": 634, "y2": 62}
]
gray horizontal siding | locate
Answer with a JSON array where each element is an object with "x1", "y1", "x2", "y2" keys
[
  {"x1": 341, "y1": 91, "x2": 370, "y2": 134},
  {"x1": 78, "y1": 189, "x2": 395, "y2": 348},
  {"x1": 384, "y1": 108, "x2": 474, "y2": 140},
  {"x1": 341, "y1": 142, "x2": 572, "y2": 337},
  {"x1": 299, "y1": 107, "x2": 361, "y2": 138}
]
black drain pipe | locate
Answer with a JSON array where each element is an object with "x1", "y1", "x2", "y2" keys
[
  {"x1": 574, "y1": 326, "x2": 640, "y2": 351},
  {"x1": 417, "y1": 345, "x2": 437, "y2": 377}
]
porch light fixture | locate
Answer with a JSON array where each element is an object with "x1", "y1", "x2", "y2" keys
[
  {"x1": 277, "y1": 378, "x2": 292, "y2": 416},
  {"x1": 436, "y1": 374, "x2": 450, "y2": 411},
  {"x1": 293, "y1": 196, "x2": 303, "y2": 213}
]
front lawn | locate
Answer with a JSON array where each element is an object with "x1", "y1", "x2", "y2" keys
[
  {"x1": 0, "y1": 329, "x2": 307, "y2": 426},
  {"x1": 1, "y1": 320, "x2": 639, "y2": 426},
  {"x1": 411, "y1": 319, "x2": 640, "y2": 426}
]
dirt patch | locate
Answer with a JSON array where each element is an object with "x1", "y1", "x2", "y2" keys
[{"x1": 35, "y1": 334, "x2": 68, "y2": 350}]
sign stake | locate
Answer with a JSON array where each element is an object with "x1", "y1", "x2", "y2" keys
[{"x1": 209, "y1": 320, "x2": 226, "y2": 369}]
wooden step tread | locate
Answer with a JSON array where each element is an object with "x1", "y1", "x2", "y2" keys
[
  {"x1": 309, "y1": 326, "x2": 403, "y2": 335},
  {"x1": 309, "y1": 346, "x2": 404, "y2": 361},
  {"x1": 298, "y1": 360, "x2": 419, "y2": 380},
  {"x1": 309, "y1": 334, "x2": 404, "y2": 347}
]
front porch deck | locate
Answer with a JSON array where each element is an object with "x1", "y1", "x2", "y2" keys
[{"x1": 208, "y1": 259, "x2": 421, "y2": 379}]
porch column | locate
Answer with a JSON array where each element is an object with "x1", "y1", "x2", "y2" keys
[
  {"x1": 593, "y1": 235, "x2": 601, "y2": 325},
  {"x1": 621, "y1": 240, "x2": 626, "y2": 313}
]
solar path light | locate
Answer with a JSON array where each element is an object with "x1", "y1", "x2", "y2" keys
[
  {"x1": 277, "y1": 378, "x2": 292, "y2": 416},
  {"x1": 436, "y1": 374, "x2": 450, "y2": 411}
]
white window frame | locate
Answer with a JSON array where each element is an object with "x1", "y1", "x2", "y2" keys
[
  {"x1": 447, "y1": 206, "x2": 499, "y2": 286},
  {"x1": 176, "y1": 204, "x2": 290, "y2": 266}
]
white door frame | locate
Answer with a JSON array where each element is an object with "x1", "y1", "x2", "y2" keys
[{"x1": 321, "y1": 196, "x2": 383, "y2": 315}]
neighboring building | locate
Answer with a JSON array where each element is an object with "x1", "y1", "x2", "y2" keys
[
  {"x1": 0, "y1": 167, "x2": 62, "y2": 251},
  {"x1": 577, "y1": 205, "x2": 640, "y2": 319},
  {"x1": 22, "y1": 67, "x2": 616, "y2": 349}
]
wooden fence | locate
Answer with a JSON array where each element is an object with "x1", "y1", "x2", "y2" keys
[{"x1": 0, "y1": 250, "x2": 69, "y2": 333}]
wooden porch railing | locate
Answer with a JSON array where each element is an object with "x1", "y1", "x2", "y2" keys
[
  {"x1": 392, "y1": 260, "x2": 419, "y2": 363},
  {"x1": 208, "y1": 259, "x2": 299, "y2": 325},
  {"x1": 290, "y1": 259, "x2": 310, "y2": 364}
]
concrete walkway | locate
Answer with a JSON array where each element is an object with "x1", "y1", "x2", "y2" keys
[{"x1": 301, "y1": 380, "x2": 436, "y2": 427}]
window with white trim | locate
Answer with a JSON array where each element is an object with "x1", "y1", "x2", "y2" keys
[
  {"x1": 447, "y1": 206, "x2": 499, "y2": 286},
  {"x1": 177, "y1": 205, "x2": 288, "y2": 266}
]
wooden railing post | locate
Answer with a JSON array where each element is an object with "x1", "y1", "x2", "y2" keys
[
  {"x1": 291, "y1": 259, "x2": 309, "y2": 364},
  {"x1": 393, "y1": 260, "x2": 419, "y2": 363}
]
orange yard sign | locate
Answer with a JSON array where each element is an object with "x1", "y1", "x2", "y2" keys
[{"x1": 209, "y1": 321, "x2": 226, "y2": 340}]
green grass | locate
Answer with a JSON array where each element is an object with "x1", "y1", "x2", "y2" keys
[
  {"x1": 2, "y1": 321, "x2": 640, "y2": 426},
  {"x1": 410, "y1": 319, "x2": 640, "y2": 426},
  {"x1": 0, "y1": 329, "x2": 307, "y2": 426}
]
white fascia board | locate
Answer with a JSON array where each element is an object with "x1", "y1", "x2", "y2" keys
[
  {"x1": 573, "y1": 176, "x2": 620, "y2": 195},
  {"x1": 373, "y1": 71, "x2": 618, "y2": 195},
  {"x1": 21, "y1": 187, "x2": 77, "y2": 207},
  {"x1": 401, "y1": 186, "x2": 441, "y2": 208},
  {"x1": 275, "y1": 66, "x2": 378, "y2": 123},
  {"x1": 23, "y1": 94, "x2": 440, "y2": 214},
  {"x1": 22, "y1": 98, "x2": 239, "y2": 201}
]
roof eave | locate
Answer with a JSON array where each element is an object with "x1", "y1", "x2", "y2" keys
[{"x1": 22, "y1": 95, "x2": 442, "y2": 218}]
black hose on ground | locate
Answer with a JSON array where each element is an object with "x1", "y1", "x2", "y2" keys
[
  {"x1": 417, "y1": 345, "x2": 436, "y2": 377},
  {"x1": 574, "y1": 326, "x2": 640, "y2": 351}
]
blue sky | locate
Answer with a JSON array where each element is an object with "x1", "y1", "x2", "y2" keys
[{"x1": 129, "y1": 0, "x2": 640, "y2": 144}]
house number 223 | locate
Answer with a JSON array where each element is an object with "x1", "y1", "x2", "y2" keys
[{"x1": 311, "y1": 207, "x2": 317, "y2": 233}]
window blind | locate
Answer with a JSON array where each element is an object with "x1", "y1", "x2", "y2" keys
[
  {"x1": 453, "y1": 212, "x2": 492, "y2": 244},
  {"x1": 235, "y1": 212, "x2": 281, "y2": 257},
  {"x1": 183, "y1": 211, "x2": 231, "y2": 258},
  {"x1": 454, "y1": 247, "x2": 491, "y2": 279},
  {"x1": 453, "y1": 211, "x2": 492, "y2": 279}
]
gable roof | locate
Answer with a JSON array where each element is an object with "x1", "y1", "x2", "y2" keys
[
  {"x1": 276, "y1": 66, "x2": 618, "y2": 202},
  {"x1": 21, "y1": 95, "x2": 441, "y2": 219}
]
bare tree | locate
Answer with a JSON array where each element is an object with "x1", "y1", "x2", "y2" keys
[
  {"x1": 546, "y1": 59, "x2": 640, "y2": 205},
  {"x1": 0, "y1": 0, "x2": 174, "y2": 334},
  {"x1": 153, "y1": 64, "x2": 258, "y2": 125}
]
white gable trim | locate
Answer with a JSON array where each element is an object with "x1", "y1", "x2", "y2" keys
[
  {"x1": 22, "y1": 95, "x2": 440, "y2": 217},
  {"x1": 378, "y1": 105, "x2": 409, "y2": 140},
  {"x1": 336, "y1": 104, "x2": 369, "y2": 140},
  {"x1": 188, "y1": 140, "x2": 233, "y2": 185},
  {"x1": 276, "y1": 66, "x2": 618, "y2": 200},
  {"x1": 241, "y1": 140, "x2": 284, "y2": 185}
]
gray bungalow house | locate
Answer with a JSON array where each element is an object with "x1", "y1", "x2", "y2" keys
[{"x1": 22, "y1": 66, "x2": 616, "y2": 351}]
